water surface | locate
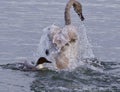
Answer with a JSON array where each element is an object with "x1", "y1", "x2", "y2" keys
[{"x1": 0, "y1": 0, "x2": 120, "y2": 92}]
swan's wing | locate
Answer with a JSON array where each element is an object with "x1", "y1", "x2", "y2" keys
[{"x1": 53, "y1": 32, "x2": 69, "y2": 49}]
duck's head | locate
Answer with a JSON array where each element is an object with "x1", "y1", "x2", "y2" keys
[{"x1": 36, "y1": 57, "x2": 52, "y2": 69}]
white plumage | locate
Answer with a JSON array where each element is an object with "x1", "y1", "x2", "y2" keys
[
  {"x1": 35, "y1": 24, "x2": 94, "y2": 70},
  {"x1": 34, "y1": 0, "x2": 94, "y2": 70}
]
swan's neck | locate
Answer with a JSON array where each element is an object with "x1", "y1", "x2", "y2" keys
[
  {"x1": 64, "y1": 0, "x2": 84, "y2": 25},
  {"x1": 64, "y1": 0, "x2": 74, "y2": 25}
]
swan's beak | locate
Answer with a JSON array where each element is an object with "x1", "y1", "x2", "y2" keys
[{"x1": 80, "y1": 14, "x2": 85, "y2": 21}]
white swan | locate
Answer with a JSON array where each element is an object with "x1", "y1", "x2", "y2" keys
[{"x1": 35, "y1": 0, "x2": 94, "y2": 70}]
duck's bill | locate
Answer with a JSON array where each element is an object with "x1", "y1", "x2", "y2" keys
[{"x1": 46, "y1": 61, "x2": 52, "y2": 63}]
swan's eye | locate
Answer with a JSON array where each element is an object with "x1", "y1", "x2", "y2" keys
[{"x1": 45, "y1": 49, "x2": 49, "y2": 56}]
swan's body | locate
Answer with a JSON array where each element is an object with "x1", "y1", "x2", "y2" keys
[{"x1": 35, "y1": 0, "x2": 94, "y2": 70}]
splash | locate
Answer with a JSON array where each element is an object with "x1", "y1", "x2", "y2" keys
[
  {"x1": 34, "y1": 24, "x2": 95, "y2": 71},
  {"x1": 78, "y1": 24, "x2": 95, "y2": 59}
]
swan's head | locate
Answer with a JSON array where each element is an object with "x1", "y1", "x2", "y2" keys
[
  {"x1": 36, "y1": 57, "x2": 52, "y2": 69},
  {"x1": 73, "y1": 1, "x2": 85, "y2": 21}
]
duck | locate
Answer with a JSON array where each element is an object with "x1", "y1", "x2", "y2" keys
[
  {"x1": 17, "y1": 57, "x2": 52, "y2": 70},
  {"x1": 35, "y1": 0, "x2": 94, "y2": 70},
  {"x1": 35, "y1": 57, "x2": 52, "y2": 69}
]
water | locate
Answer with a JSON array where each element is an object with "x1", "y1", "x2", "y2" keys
[{"x1": 0, "y1": 0, "x2": 120, "y2": 92}]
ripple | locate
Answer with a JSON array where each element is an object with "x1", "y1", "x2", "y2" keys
[{"x1": 0, "y1": 59, "x2": 120, "y2": 92}]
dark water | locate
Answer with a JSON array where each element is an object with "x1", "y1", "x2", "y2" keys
[{"x1": 0, "y1": 0, "x2": 120, "y2": 92}]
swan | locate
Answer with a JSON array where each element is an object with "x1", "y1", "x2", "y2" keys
[{"x1": 35, "y1": 0, "x2": 94, "y2": 70}]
